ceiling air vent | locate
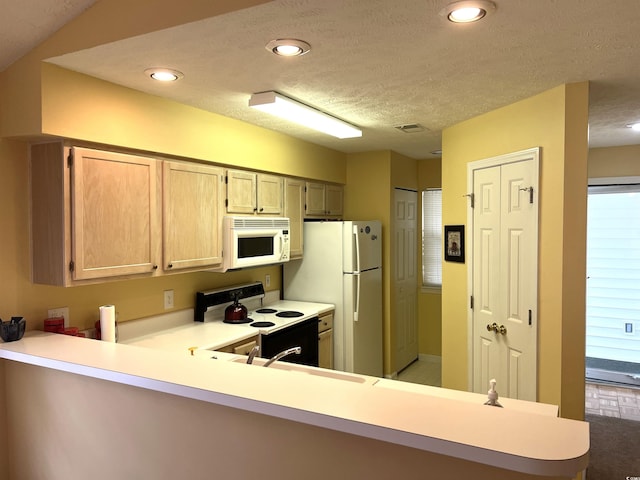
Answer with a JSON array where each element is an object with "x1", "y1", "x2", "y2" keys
[{"x1": 394, "y1": 123, "x2": 426, "y2": 133}]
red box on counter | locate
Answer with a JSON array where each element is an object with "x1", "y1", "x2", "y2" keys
[{"x1": 44, "y1": 317, "x2": 64, "y2": 333}]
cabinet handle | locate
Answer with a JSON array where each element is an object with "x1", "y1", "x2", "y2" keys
[
  {"x1": 168, "y1": 263, "x2": 173, "y2": 269},
  {"x1": 253, "y1": 207, "x2": 258, "y2": 212},
  {"x1": 152, "y1": 265, "x2": 158, "y2": 270},
  {"x1": 259, "y1": 207, "x2": 264, "y2": 212}
]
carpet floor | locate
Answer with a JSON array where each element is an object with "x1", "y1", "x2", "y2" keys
[{"x1": 586, "y1": 414, "x2": 640, "y2": 479}]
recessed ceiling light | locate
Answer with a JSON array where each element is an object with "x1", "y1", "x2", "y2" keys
[
  {"x1": 626, "y1": 122, "x2": 640, "y2": 131},
  {"x1": 265, "y1": 39, "x2": 311, "y2": 57},
  {"x1": 144, "y1": 68, "x2": 184, "y2": 82},
  {"x1": 440, "y1": 1, "x2": 496, "y2": 23}
]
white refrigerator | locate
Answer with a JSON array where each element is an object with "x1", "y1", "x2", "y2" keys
[{"x1": 283, "y1": 220, "x2": 383, "y2": 377}]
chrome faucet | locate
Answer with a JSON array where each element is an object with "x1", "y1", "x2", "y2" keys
[
  {"x1": 246, "y1": 345, "x2": 260, "y2": 364},
  {"x1": 263, "y1": 346, "x2": 301, "y2": 367}
]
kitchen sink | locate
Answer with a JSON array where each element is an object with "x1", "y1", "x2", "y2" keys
[{"x1": 230, "y1": 357, "x2": 375, "y2": 384}]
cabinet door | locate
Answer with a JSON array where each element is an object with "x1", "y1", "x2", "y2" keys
[
  {"x1": 318, "y1": 329, "x2": 333, "y2": 369},
  {"x1": 305, "y1": 182, "x2": 327, "y2": 216},
  {"x1": 257, "y1": 174, "x2": 283, "y2": 214},
  {"x1": 71, "y1": 147, "x2": 160, "y2": 280},
  {"x1": 227, "y1": 170, "x2": 257, "y2": 213},
  {"x1": 284, "y1": 178, "x2": 305, "y2": 259},
  {"x1": 318, "y1": 312, "x2": 334, "y2": 333},
  {"x1": 163, "y1": 161, "x2": 224, "y2": 271},
  {"x1": 325, "y1": 184, "x2": 344, "y2": 216}
]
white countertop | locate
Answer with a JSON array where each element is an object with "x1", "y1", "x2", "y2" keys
[
  {"x1": 0, "y1": 331, "x2": 589, "y2": 478},
  {"x1": 123, "y1": 300, "x2": 335, "y2": 354}
]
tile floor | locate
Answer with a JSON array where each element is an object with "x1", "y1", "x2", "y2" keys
[
  {"x1": 397, "y1": 356, "x2": 441, "y2": 387},
  {"x1": 396, "y1": 358, "x2": 640, "y2": 422},
  {"x1": 585, "y1": 382, "x2": 640, "y2": 421}
]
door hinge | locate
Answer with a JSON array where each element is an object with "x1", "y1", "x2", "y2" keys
[
  {"x1": 470, "y1": 295, "x2": 474, "y2": 309},
  {"x1": 69, "y1": 261, "x2": 75, "y2": 272},
  {"x1": 225, "y1": 198, "x2": 228, "y2": 208},
  {"x1": 225, "y1": 175, "x2": 228, "y2": 184},
  {"x1": 528, "y1": 309, "x2": 532, "y2": 326},
  {"x1": 67, "y1": 150, "x2": 74, "y2": 168}
]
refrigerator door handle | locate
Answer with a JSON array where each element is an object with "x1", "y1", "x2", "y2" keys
[
  {"x1": 353, "y1": 227, "x2": 361, "y2": 273},
  {"x1": 354, "y1": 274, "x2": 360, "y2": 322}
]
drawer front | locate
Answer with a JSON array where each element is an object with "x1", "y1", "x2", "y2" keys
[
  {"x1": 233, "y1": 339, "x2": 258, "y2": 356},
  {"x1": 318, "y1": 312, "x2": 334, "y2": 333}
]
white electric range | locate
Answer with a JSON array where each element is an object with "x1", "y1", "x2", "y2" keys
[
  {"x1": 201, "y1": 297, "x2": 332, "y2": 336},
  {"x1": 194, "y1": 282, "x2": 335, "y2": 366}
]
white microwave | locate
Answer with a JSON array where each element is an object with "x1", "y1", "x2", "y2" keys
[{"x1": 222, "y1": 216, "x2": 290, "y2": 271}]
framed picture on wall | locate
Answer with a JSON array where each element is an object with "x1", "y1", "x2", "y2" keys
[{"x1": 444, "y1": 225, "x2": 465, "y2": 263}]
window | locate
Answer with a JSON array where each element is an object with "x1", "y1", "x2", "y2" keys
[{"x1": 422, "y1": 188, "x2": 442, "y2": 289}]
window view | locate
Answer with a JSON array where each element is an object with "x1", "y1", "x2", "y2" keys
[
  {"x1": 422, "y1": 189, "x2": 442, "y2": 289},
  {"x1": 586, "y1": 184, "x2": 640, "y2": 386}
]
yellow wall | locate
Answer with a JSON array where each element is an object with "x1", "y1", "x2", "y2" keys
[
  {"x1": 441, "y1": 83, "x2": 589, "y2": 420},
  {"x1": 417, "y1": 158, "x2": 443, "y2": 357},
  {"x1": 0, "y1": 0, "x2": 273, "y2": 137},
  {"x1": 588, "y1": 144, "x2": 640, "y2": 179},
  {"x1": 39, "y1": 65, "x2": 345, "y2": 183}
]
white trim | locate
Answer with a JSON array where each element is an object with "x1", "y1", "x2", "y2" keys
[
  {"x1": 421, "y1": 285, "x2": 442, "y2": 295},
  {"x1": 588, "y1": 176, "x2": 640, "y2": 185},
  {"x1": 466, "y1": 147, "x2": 540, "y2": 393}
]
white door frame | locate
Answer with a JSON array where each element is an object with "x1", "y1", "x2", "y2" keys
[{"x1": 466, "y1": 147, "x2": 540, "y2": 391}]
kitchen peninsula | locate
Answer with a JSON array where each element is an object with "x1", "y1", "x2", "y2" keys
[{"x1": 0, "y1": 330, "x2": 588, "y2": 480}]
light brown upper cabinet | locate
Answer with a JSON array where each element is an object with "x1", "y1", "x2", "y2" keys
[
  {"x1": 305, "y1": 182, "x2": 343, "y2": 218},
  {"x1": 30, "y1": 143, "x2": 162, "y2": 285},
  {"x1": 162, "y1": 161, "x2": 225, "y2": 271},
  {"x1": 226, "y1": 169, "x2": 283, "y2": 215},
  {"x1": 284, "y1": 178, "x2": 305, "y2": 259}
]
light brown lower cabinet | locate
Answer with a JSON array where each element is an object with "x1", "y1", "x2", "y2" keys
[
  {"x1": 215, "y1": 336, "x2": 259, "y2": 355},
  {"x1": 318, "y1": 311, "x2": 334, "y2": 369}
]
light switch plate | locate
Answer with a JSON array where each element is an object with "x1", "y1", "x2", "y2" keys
[{"x1": 48, "y1": 307, "x2": 70, "y2": 328}]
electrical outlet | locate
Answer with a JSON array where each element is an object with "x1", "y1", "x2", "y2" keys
[
  {"x1": 265, "y1": 274, "x2": 271, "y2": 288},
  {"x1": 625, "y1": 323, "x2": 633, "y2": 334},
  {"x1": 164, "y1": 290, "x2": 174, "y2": 310},
  {"x1": 48, "y1": 307, "x2": 70, "y2": 328}
]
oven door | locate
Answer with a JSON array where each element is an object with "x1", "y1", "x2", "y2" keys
[{"x1": 260, "y1": 317, "x2": 319, "y2": 367}]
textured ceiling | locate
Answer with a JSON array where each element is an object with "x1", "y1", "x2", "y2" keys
[
  {"x1": 0, "y1": 0, "x2": 97, "y2": 71},
  {"x1": 6, "y1": 0, "x2": 640, "y2": 158}
]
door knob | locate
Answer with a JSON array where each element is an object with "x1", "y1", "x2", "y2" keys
[
  {"x1": 498, "y1": 324, "x2": 507, "y2": 335},
  {"x1": 486, "y1": 323, "x2": 498, "y2": 333}
]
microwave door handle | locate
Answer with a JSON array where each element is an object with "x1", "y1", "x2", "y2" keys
[{"x1": 279, "y1": 234, "x2": 283, "y2": 259}]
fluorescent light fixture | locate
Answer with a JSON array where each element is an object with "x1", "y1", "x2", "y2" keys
[
  {"x1": 144, "y1": 68, "x2": 184, "y2": 82},
  {"x1": 440, "y1": 1, "x2": 496, "y2": 23},
  {"x1": 626, "y1": 122, "x2": 640, "y2": 131},
  {"x1": 249, "y1": 91, "x2": 362, "y2": 139}
]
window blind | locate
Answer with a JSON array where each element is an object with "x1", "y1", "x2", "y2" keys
[{"x1": 422, "y1": 189, "x2": 442, "y2": 288}]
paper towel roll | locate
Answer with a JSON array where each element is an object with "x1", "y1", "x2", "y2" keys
[{"x1": 99, "y1": 305, "x2": 117, "y2": 342}]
